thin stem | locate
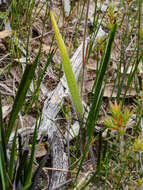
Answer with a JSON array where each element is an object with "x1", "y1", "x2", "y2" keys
[{"x1": 81, "y1": 0, "x2": 90, "y2": 97}]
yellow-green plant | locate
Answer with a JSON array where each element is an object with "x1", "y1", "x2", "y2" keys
[
  {"x1": 50, "y1": 9, "x2": 83, "y2": 120},
  {"x1": 133, "y1": 137, "x2": 143, "y2": 151},
  {"x1": 105, "y1": 102, "x2": 132, "y2": 157}
]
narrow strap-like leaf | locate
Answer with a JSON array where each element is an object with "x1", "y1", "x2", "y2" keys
[
  {"x1": 76, "y1": 23, "x2": 117, "y2": 180},
  {"x1": 6, "y1": 49, "x2": 41, "y2": 145},
  {"x1": 50, "y1": 9, "x2": 83, "y2": 120},
  {"x1": 0, "y1": 94, "x2": 7, "y2": 189},
  {"x1": 22, "y1": 121, "x2": 38, "y2": 190}
]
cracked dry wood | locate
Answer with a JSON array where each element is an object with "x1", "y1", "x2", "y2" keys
[
  {"x1": 36, "y1": 28, "x2": 105, "y2": 188},
  {"x1": 0, "y1": 0, "x2": 9, "y2": 11},
  {"x1": 38, "y1": 38, "x2": 89, "y2": 189},
  {"x1": 38, "y1": 38, "x2": 89, "y2": 139},
  {"x1": 9, "y1": 38, "x2": 90, "y2": 189},
  {"x1": 37, "y1": 27, "x2": 105, "y2": 187},
  {"x1": 48, "y1": 131, "x2": 68, "y2": 190},
  {"x1": 9, "y1": 26, "x2": 105, "y2": 189},
  {"x1": 0, "y1": 0, "x2": 9, "y2": 5}
]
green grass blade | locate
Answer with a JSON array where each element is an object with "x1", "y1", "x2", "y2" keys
[
  {"x1": 116, "y1": 48, "x2": 136, "y2": 102},
  {"x1": 15, "y1": 148, "x2": 29, "y2": 188},
  {"x1": 50, "y1": 9, "x2": 83, "y2": 120},
  {"x1": 0, "y1": 93, "x2": 7, "y2": 164},
  {"x1": 23, "y1": 122, "x2": 38, "y2": 190},
  {"x1": 76, "y1": 23, "x2": 117, "y2": 179},
  {"x1": 24, "y1": 50, "x2": 55, "y2": 114},
  {"x1": 0, "y1": 94, "x2": 7, "y2": 190},
  {"x1": 0, "y1": 144, "x2": 7, "y2": 190},
  {"x1": 122, "y1": 55, "x2": 142, "y2": 104},
  {"x1": 86, "y1": 23, "x2": 117, "y2": 135},
  {"x1": 6, "y1": 49, "x2": 41, "y2": 145},
  {"x1": 86, "y1": 23, "x2": 117, "y2": 142}
]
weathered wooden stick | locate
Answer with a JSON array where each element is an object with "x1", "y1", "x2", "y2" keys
[
  {"x1": 38, "y1": 38, "x2": 89, "y2": 139},
  {"x1": 9, "y1": 26, "x2": 106, "y2": 189},
  {"x1": 39, "y1": 38, "x2": 89, "y2": 189}
]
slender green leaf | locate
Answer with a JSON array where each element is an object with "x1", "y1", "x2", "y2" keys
[
  {"x1": 0, "y1": 93, "x2": 7, "y2": 190},
  {"x1": 15, "y1": 148, "x2": 29, "y2": 188},
  {"x1": 116, "y1": 48, "x2": 136, "y2": 102},
  {"x1": 6, "y1": 49, "x2": 41, "y2": 144},
  {"x1": 86, "y1": 23, "x2": 117, "y2": 138},
  {"x1": 22, "y1": 122, "x2": 38, "y2": 190},
  {"x1": 0, "y1": 145, "x2": 7, "y2": 190},
  {"x1": 122, "y1": 55, "x2": 142, "y2": 104},
  {"x1": 0, "y1": 93, "x2": 7, "y2": 164},
  {"x1": 50, "y1": 9, "x2": 83, "y2": 120},
  {"x1": 25, "y1": 50, "x2": 55, "y2": 114},
  {"x1": 76, "y1": 23, "x2": 117, "y2": 179}
]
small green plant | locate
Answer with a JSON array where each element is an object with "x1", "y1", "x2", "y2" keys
[
  {"x1": 0, "y1": 47, "x2": 53, "y2": 189},
  {"x1": 105, "y1": 101, "x2": 132, "y2": 157},
  {"x1": 0, "y1": 49, "x2": 42, "y2": 189},
  {"x1": 134, "y1": 137, "x2": 143, "y2": 151}
]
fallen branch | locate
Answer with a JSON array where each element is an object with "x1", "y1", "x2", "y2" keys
[{"x1": 9, "y1": 26, "x2": 106, "y2": 189}]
